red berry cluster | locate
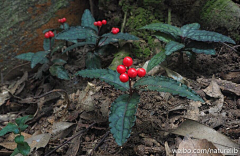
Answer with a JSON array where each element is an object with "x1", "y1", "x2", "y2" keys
[
  {"x1": 111, "y1": 27, "x2": 120, "y2": 34},
  {"x1": 117, "y1": 57, "x2": 146, "y2": 83},
  {"x1": 94, "y1": 20, "x2": 107, "y2": 27},
  {"x1": 44, "y1": 31, "x2": 54, "y2": 39},
  {"x1": 58, "y1": 17, "x2": 66, "y2": 24}
]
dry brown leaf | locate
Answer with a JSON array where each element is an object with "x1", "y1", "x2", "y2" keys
[
  {"x1": 185, "y1": 101, "x2": 201, "y2": 121},
  {"x1": 165, "y1": 141, "x2": 174, "y2": 156},
  {"x1": 171, "y1": 119, "x2": 240, "y2": 155},
  {"x1": 0, "y1": 86, "x2": 10, "y2": 106},
  {"x1": 197, "y1": 77, "x2": 240, "y2": 96},
  {"x1": 203, "y1": 78, "x2": 224, "y2": 115},
  {"x1": 176, "y1": 138, "x2": 223, "y2": 156},
  {"x1": 25, "y1": 133, "x2": 51, "y2": 152}
]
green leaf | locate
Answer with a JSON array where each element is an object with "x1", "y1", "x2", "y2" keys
[
  {"x1": 17, "y1": 142, "x2": 30, "y2": 156},
  {"x1": 0, "y1": 123, "x2": 19, "y2": 136},
  {"x1": 186, "y1": 30, "x2": 236, "y2": 44},
  {"x1": 139, "y1": 23, "x2": 181, "y2": 38},
  {"x1": 185, "y1": 41, "x2": 216, "y2": 55},
  {"x1": 15, "y1": 115, "x2": 33, "y2": 131},
  {"x1": 147, "y1": 51, "x2": 166, "y2": 72},
  {"x1": 98, "y1": 37, "x2": 118, "y2": 46},
  {"x1": 49, "y1": 65, "x2": 70, "y2": 80},
  {"x1": 52, "y1": 59, "x2": 67, "y2": 65},
  {"x1": 15, "y1": 135, "x2": 24, "y2": 144},
  {"x1": 81, "y1": 9, "x2": 98, "y2": 32},
  {"x1": 60, "y1": 23, "x2": 69, "y2": 30},
  {"x1": 11, "y1": 148, "x2": 20, "y2": 156},
  {"x1": 181, "y1": 23, "x2": 200, "y2": 37},
  {"x1": 154, "y1": 32, "x2": 176, "y2": 43},
  {"x1": 109, "y1": 92, "x2": 140, "y2": 146},
  {"x1": 101, "y1": 32, "x2": 139, "y2": 42},
  {"x1": 62, "y1": 41, "x2": 95, "y2": 53},
  {"x1": 75, "y1": 69, "x2": 129, "y2": 91},
  {"x1": 133, "y1": 76, "x2": 204, "y2": 102},
  {"x1": 43, "y1": 38, "x2": 50, "y2": 51},
  {"x1": 165, "y1": 41, "x2": 185, "y2": 55},
  {"x1": 15, "y1": 52, "x2": 34, "y2": 61},
  {"x1": 55, "y1": 26, "x2": 97, "y2": 41},
  {"x1": 51, "y1": 46, "x2": 62, "y2": 56},
  {"x1": 31, "y1": 51, "x2": 49, "y2": 68},
  {"x1": 85, "y1": 52, "x2": 101, "y2": 69},
  {"x1": 97, "y1": 44, "x2": 117, "y2": 57}
]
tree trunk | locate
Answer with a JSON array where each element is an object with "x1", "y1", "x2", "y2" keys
[{"x1": 0, "y1": 0, "x2": 89, "y2": 75}]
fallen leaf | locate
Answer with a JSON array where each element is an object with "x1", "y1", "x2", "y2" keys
[
  {"x1": 203, "y1": 77, "x2": 224, "y2": 115},
  {"x1": 171, "y1": 119, "x2": 240, "y2": 155},
  {"x1": 176, "y1": 138, "x2": 223, "y2": 156},
  {"x1": 0, "y1": 86, "x2": 10, "y2": 106},
  {"x1": 185, "y1": 101, "x2": 201, "y2": 121},
  {"x1": 25, "y1": 133, "x2": 51, "y2": 152}
]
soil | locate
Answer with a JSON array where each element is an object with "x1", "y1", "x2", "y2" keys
[{"x1": 0, "y1": 43, "x2": 240, "y2": 156}]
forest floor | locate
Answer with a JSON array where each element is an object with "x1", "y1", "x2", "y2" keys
[{"x1": 0, "y1": 43, "x2": 240, "y2": 156}]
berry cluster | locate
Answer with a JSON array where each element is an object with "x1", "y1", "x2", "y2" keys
[
  {"x1": 117, "y1": 57, "x2": 146, "y2": 83},
  {"x1": 44, "y1": 31, "x2": 54, "y2": 39},
  {"x1": 94, "y1": 20, "x2": 107, "y2": 27},
  {"x1": 58, "y1": 17, "x2": 66, "y2": 24},
  {"x1": 112, "y1": 27, "x2": 120, "y2": 34}
]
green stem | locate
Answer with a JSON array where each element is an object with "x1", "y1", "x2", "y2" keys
[
  {"x1": 168, "y1": 8, "x2": 172, "y2": 25},
  {"x1": 121, "y1": 11, "x2": 127, "y2": 33},
  {"x1": 129, "y1": 78, "x2": 132, "y2": 96}
]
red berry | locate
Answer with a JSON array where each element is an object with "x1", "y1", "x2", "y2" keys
[
  {"x1": 62, "y1": 18, "x2": 66, "y2": 23},
  {"x1": 102, "y1": 20, "x2": 107, "y2": 25},
  {"x1": 94, "y1": 22, "x2": 98, "y2": 26},
  {"x1": 115, "y1": 28, "x2": 120, "y2": 33},
  {"x1": 123, "y1": 56, "x2": 133, "y2": 67},
  {"x1": 119, "y1": 73, "x2": 129, "y2": 83},
  {"x1": 112, "y1": 29, "x2": 118, "y2": 34},
  {"x1": 44, "y1": 32, "x2": 50, "y2": 38},
  {"x1": 48, "y1": 31, "x2": 54, "y2": 38},
  {"x1": 117, "y1": 65, "x2": 126, "y2": 74},
  {"x1": 58, "y1": 19, "x2": 61, "y2": 23},
  {"x1": 128, "y1": 68, "x2": 137, "y2": 78},
  {"x1": 97, "y1": 21, "x2": 102, "y2": 26},
  {"x1": 137, "y1": 68, "x2": 146, "y2": 77}
]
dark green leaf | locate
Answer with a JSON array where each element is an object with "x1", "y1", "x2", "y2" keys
[
  {"x1": 43, "y1": 38, "x2": 50, "y2": 51},
  {"x1": 101, "y1": 32, "x2": 139, "y2": 41},
  {"x1": 17, "y1": 142, "x2": 30, "y2": 156},
  {"x1": 139, "y1": 23, "x2": 181, "y2": 38},
  {"x1": 147, "y1": 51, "x2": 166, "y2": 72},
  {"x1": 186, "y1": 30, "x2": 236, "y2": 44},
  {"x1": 62, "y1": 41, "x2": 95, "y2": 53},
  {"x1": 31, "y1": 51, "x2": 49, "y2": 68},
  {"x1": 16, "y1": 115, "x2": 33, "y2": 131},
  {"x1": 0, "y1": 123, "x2": 19, "y2": 136},
  {"x1": 181, "y1": 23, "x2": 200, "y2": 37},
  {"x1": 185, "y1": 41, "x2": 216, "y2": 55},
  {"x1": 15, "y1": 135, "x2": 24, "y2": 144},
  {"x1": 98, "y1": 37, "x2": 118, "y2": 46},
  {"x1": 165, "y1": 41, "x2": 185, "y2": 55},
  {"x1": 154, "y1": 32, "x2": 176, "y2": 43},
  {"x1": 11, "y1": 148, "x2": 20, "y2": 156},
  {"x1": 85, "y1": 52, "x2": 101, "y2": 69},
  {"x1": 60, "y1": 23, "x2": 69, "y2": 30},
  {"x1": 97, "y1": 44, "x2": 117, "y2": 57},
  {"x1": 49, "y1": 65, "x2": 70, "y2": 80},
  {"x1": 81, "y1": 9, "x2": 98, "y2": 32},
  {"x1": 51, "y1": 46, "x2": 62, "y2": 56},
  {"x1": 109, "y1": 92, "x2": 140, "y2": 146},
  {"x1": 133, "y1": 76, "x2": 204, "y2": 102},
  {"x1": 52, "y1": 59, "x2": 67, "y2": 65},
  {"x1": 55, "y1": 26, "x2": 97, "y2": 41},
  {"x1": 75, "y1": 69, "x2": 129, "y2": 91},
  {"x1": 15, "y1": 52, "x2": 34, "y2": 61}
]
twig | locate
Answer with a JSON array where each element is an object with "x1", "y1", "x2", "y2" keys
[
  {"x1": 221, "y1": 42, "x2": 238, "y2": 52},
  {"x1": 121, "y1": 11, "x2": 127, "y2": 33},
  {"x1": 90, "y1": 131, "x2": 110, "y2": 155},
  {"x1": 3, "y1": 62, "x2": 30, "y2": 79},
  {"x1": 44, "y1": 122, "x2": 96, "y2": 156}
]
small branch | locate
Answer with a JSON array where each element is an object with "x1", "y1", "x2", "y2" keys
[
  {"x1": 90, "y1": 131, "x2": 110, "y2": 155},
  {"x1": 44, "y1": 122, "x2": 96, "y2": 156},
  {"x1": 221, "y1": 42, "x2": 238, "y2": 52},
  {"x1": 121, "y1": 11, "x2": 128, "y2": 33}
]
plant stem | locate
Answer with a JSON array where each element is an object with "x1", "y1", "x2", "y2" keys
[
  {"x1": 129, "y1": 78, "x2": 132, "y2": 96},
  {"x1": 49, "y1": 38, "x2": 51, "y2": 51},
  {"x1": 168, "y1": 8, "x2": 172, "y2": 25},
  {"x1": 121, "y1": 11, "x2": 127, "y2": 33}
]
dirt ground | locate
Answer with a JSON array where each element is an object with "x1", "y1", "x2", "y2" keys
[{"x1": 0, "y1": 43, "x2": 240, "y2": 156}]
